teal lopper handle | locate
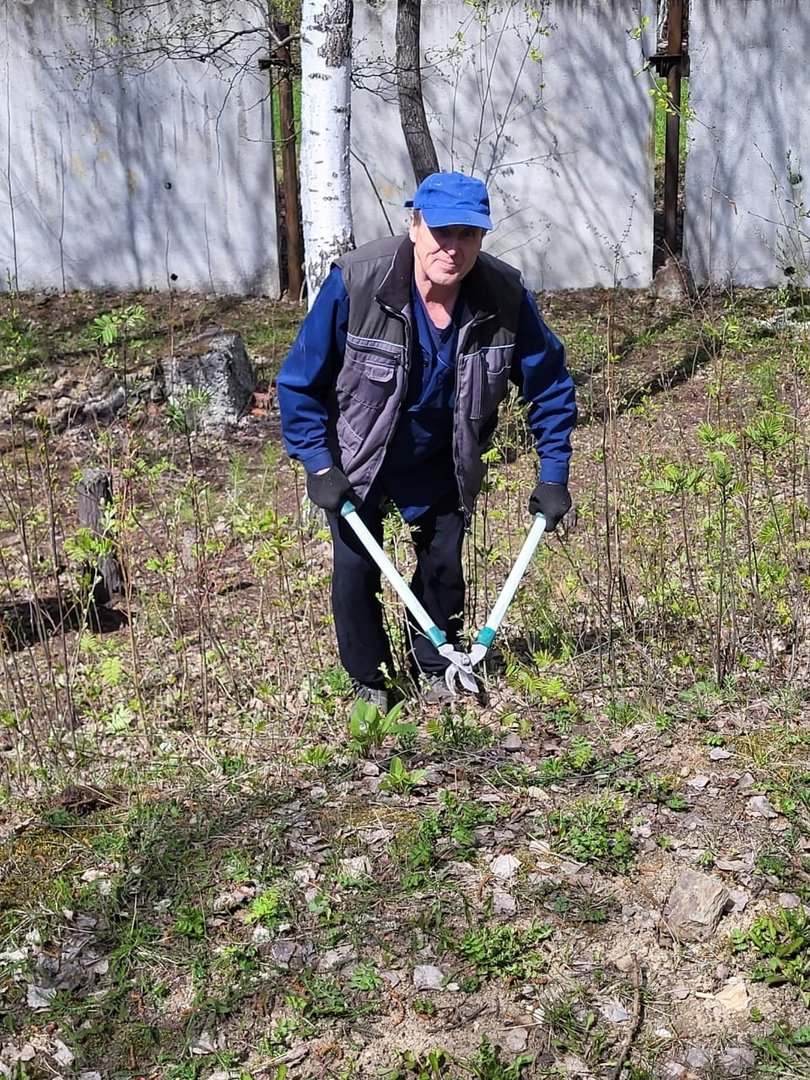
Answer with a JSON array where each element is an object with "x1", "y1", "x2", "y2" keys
[
  {"x1": 340, "y1": 501, "x2": 447, "y2": 648},
  {"x1": 475, "y1": 513, "x2": 547, "y2": 646}
]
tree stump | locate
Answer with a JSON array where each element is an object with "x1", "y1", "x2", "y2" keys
[
  {"x1": 77, "y1": 468, "x2": 125, "y2": 605},
  {"x1": 163, "y1": 328, "x2": 257, "y2": 432}
]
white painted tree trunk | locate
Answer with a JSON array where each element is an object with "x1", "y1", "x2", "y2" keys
[{"x1": 299, "y1": 0, "x2": 354, "y2": 306}]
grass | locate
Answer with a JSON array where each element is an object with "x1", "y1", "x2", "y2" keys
[
  {"x1": 2, "y1": 281, "x2": 810, "y2": 1075},
  {"x1": 751, "y1": 1023, "x2": 810, "y2": 1078}
]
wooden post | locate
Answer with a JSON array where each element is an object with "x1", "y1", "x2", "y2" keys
[
  {"x1": 77, "y1": 469, "x2": 125, "y2": 605},
  {"x1": 273, "y1": 22, "x2": 304, "y2": 301}
]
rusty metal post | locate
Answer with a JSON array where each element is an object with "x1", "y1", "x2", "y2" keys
[{"x1": 663, "y1": 0, "x2": 684, "y2": 256}]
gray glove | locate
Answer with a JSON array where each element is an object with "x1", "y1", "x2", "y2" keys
[
  {"x1": 528, "y1": 482, "x2": 571, "y2": 531},
  {"x1": 306, "y1": 467, "x2": 357, "y2": 513}
]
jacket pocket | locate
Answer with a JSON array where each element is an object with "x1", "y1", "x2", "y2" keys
[
  {"x1": 337, "y1": 338, "x2": 401, "y2": 413},
  {"x1": 466, "y1": 347, "x2": 510, "y2": 420}
]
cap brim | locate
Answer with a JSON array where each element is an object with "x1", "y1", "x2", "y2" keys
[{"x1": 418, "y1": 207, "x2": 493, "y2": 231}]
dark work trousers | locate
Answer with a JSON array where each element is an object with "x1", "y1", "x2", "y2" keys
[{"x1": 326, "y1": 490, "x2": 466, "y2": 688}]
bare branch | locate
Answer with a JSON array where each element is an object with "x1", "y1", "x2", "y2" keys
[{"x1": 62, "y1": 1, "x2": 296, "y2": 77}]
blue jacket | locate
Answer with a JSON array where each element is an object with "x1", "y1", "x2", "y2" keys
[{"x1": 277, "y1": 235, "x2": 576, "y2": 519}]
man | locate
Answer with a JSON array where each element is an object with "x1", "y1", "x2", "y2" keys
[{"x1": 277, "y1": 171, "x2": 576, "y2": 711}]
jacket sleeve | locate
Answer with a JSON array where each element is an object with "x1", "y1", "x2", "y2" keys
[
  {"x1": 511, "y1": 290, "x2": 577, "y2": 486},
  {"x1": 276, "y1": 265, "x2": 350, "y2": 475}
]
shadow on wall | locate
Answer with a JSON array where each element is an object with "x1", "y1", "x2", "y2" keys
[
  {"x1": 351, "y1": 0, "x2": 655, "y2": 291},
  {"x1": 0, "y1": 0, "x2": 279, "y2": 295}
]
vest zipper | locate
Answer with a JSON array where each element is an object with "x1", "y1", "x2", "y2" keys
[
  {"x1": 454, "y1": 311, "x2": 498, "y2": 523},
  {"x1": 350, "y1": 341, "x2": 401, "y2": 362},
  {"x1": 369, "y1": 302, "x2": 412, "y2": 488}
]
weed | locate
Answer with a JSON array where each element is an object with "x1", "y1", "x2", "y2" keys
[
  {"x1": 347, "y1": 699, "x2": 416, "y2": 757},
  {"x1": 612, "y1": 771, "x2": 688, "y2": 810},
  {"x1": 219, "y1": 753, "x2": 247, "y2": 776},
  {"x1": 547, "y1": 794, "x2": 636, "y2": 871},
  {"x1": 245, "y1": 886, "x2": 287, "y2": 930},
  {"x1": 466, "y1": 1036, "x2": 534, "y2": 1079},
  {"x1": 411, "y1": 997, "x2": 438, "y2": 1018},
  {"x1": 385, "y1": 1036, "x2": 533, "y2": 1079},
  {"x1": 731, "y1": 907, "x2": 810, "y2": 1003},
  {"x1": 756, "y1": 849, "x2": 810, "y2": 900},
  {"x1": 548, "y1": 703, "x2": 580, "y2": 734},
  {"x1": 392, "y1": 809, "x2": 443, "y2": 889},
  {"x1": 440, "y1": 790, "x2": 498, "y2": 851},
  {"x1": 299, "y1": 743, "x2": 336, "y2": 769},
  {"x1": 348, "y1": 962, "x2": 383, "y2": 992},
  {"x1": 87, "y1": 304, "x2": 147, "y2": 358},
  {"x1": 380, "y1": 756, "x2": 427, "y2": 795},
  {"x1": 541, "y1": 884, "x2": 615, "y2": 925},
  {"x1": 173, "y1": 903, "x2": 206, "y2": 939},
  {"x1": 260, "y1": 1015, "x2": 303, "y2": 1054},
  {"x1": 679, "y1": 681, "x2": 721, "y2": 722},
  {"x1": 222, "y1": 849, "x2": 254, "y2": 884},
  {"x1": 167, "y1": 386, "x2": 213, "y2": 434},
  {"x1": 503, "y1": 662, "x2": 571, "y2": 706},
  {"x1": 391, "y1": 792, "x2": 498, "y2": 889},
  {"x1": 292, "y1": 972, "x2": 354, "y2": 1020},
  {"x1": 542, "y1": 990, "x2": 604, "y2": 1060},
  {"x1": 386, "y1": 1048, "x2": 451, "y2": 1079},
  {"x1": 605, "y1": 697, "x2": 645, "y2": 728},
  {"x1": 426, "y1": 707, "x2": 494, "y2": 749},
  {"x1": 532, "y1": 735, "x2": 601, "y2": 786},
  {"x1": 702, "y1": 731, "x2": 727, "y2": 748},
  {"x1": 534, "y1": 755, "x2": 571, "y2": 784},
  {"x1": 455, "y1": 919, "x2": 553, "y2": 988},
  {"x1": 0, "y1": 307, "x2": 42, "y2": 380}
]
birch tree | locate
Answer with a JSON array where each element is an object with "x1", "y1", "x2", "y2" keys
[{"x1": 299, "y1": 0, "x2": 354, "y2": 302}]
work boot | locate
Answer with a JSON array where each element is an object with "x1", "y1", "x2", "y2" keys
[
  {"x1": 353, "y1": 682, "x2": 389, "y2": 713},
  {"x1": 420, "y1": 672, "x2": 484, "y2": 705},
  {"x1": 421, "y1": 673, "x2": 457, "y2": 704}
]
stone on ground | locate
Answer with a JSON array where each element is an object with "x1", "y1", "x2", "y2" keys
[
  {"x1": 662, "y1": 869, "x2": 730, "y2": 942},
  {"x1": 164, "y1": 328, "x2": 256, "y2": 431}
]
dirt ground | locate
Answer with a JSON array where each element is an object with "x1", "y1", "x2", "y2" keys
[{"x1": 1, "y1": 284, "x2": 809, "y2": 1080}]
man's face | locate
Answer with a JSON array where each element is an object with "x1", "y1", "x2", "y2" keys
[{"x1": 409, "y1": 216, "x2": 484, "y2": 292}]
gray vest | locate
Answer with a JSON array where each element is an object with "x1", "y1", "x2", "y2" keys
[{"x1": 330, "y1": 235, "x2": 524, "y2": 518}]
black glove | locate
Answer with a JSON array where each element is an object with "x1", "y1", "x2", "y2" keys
[
  {"x1": 528, "y1": 482, "x2": 571, "y2": 531},
  {"x1": 306, "y1": 467, "x2": 357, "y2": 513}
]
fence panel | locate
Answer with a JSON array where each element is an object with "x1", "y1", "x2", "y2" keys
[
  {"x1": 2, "y1": 0, "x2": 807, "y2": 295},
  {"x1": 684, "y1": 0, "x2": 810, "y2": 286},
  {"x1": 0, "y1": 0, "x2": 279, "y2": 295}
]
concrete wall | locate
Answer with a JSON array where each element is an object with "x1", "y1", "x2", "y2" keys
[
  {"x1": 0, "y1": 0, "x2": 279, "y2": 295},
  {"x1": 1, "y1": 0, "x2": 808, "y2": 294},
  {"x1": 684, "y1": 0, "x2": 810, "y2": 286},
  {"x1": 352, "y1": 0, "x2": 658, "y2": 291}
]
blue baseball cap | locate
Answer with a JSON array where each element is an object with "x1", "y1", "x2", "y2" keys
[{"x1": 405, "y1": 171, "x2": 493, "y2": 231}]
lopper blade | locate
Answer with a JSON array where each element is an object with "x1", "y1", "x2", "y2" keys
[{"x1": 439, "y1": 644, "x2": 479, "y2": 695}]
